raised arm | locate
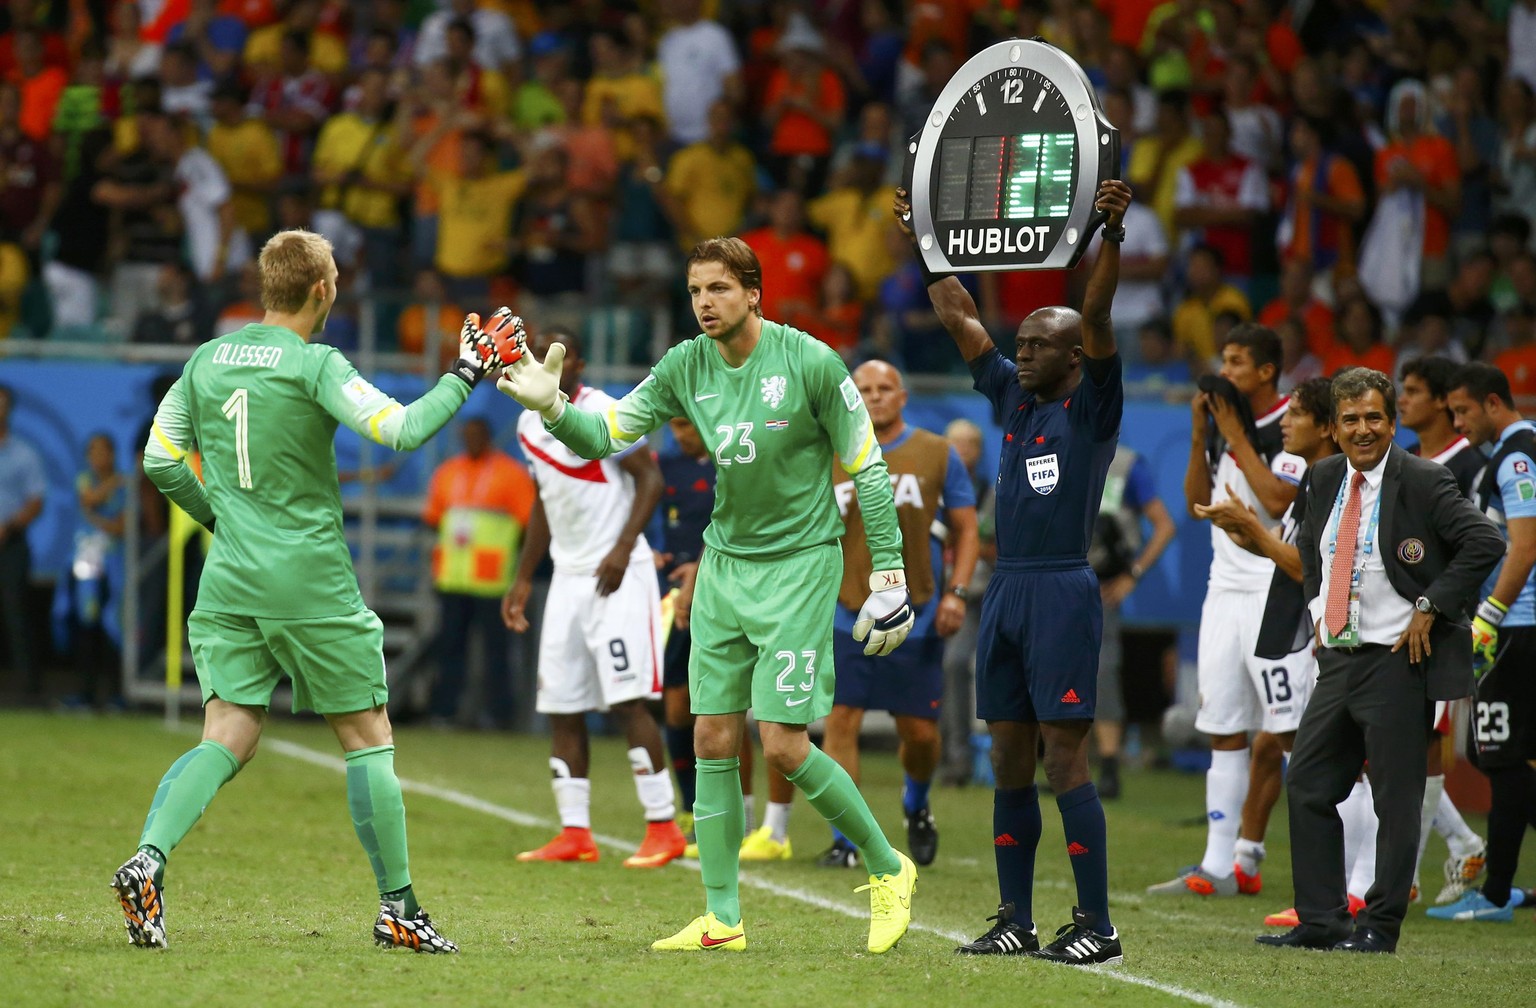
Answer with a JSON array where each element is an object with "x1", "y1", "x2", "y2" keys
[
  {"x1": 1207, "y1": 397, "x2": 1299, "y2": 519},
  {"x1": 1184, "y1": 392, "x2": 1213, "y2": 515},
  {"x1": 499, "y1": 342, "x2": 684, "y2": 460},
  {"x1": 1081, "y1": 179, "x2": 1131, "y2": 360},
  {"x1": 317, "y1": 354, "x2": 476, "y2": 453},
  {"x1": 892, "y1": 187, "x2": 994, "y2": 363}
]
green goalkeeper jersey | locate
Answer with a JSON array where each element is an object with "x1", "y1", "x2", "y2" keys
[
  {"x1": 546, "y1": 320, "x2": 902, "y2": 570},
  {"x1": 143, "y1": 323, "x2": 470, "y2": 618}
]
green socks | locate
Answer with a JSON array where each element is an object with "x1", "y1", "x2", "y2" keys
[
  {"x1": 138, "y1": 740, "x2": 241, "y2": 870},
  {"x1": 694, "y1": 756, "x2": 745, "y2": 927},
  {"x1": 787, "y1": 745, "x2": 900, "y2": 877},
  {"x1": 346, "y1": 745, "x2": 413, "y2": 905}
]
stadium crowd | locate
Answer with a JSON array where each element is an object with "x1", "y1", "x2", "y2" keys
[
  {"x1": 0, "y1": 0, "x2": 1532, "y2": 391},
  {"x1": 3, "y1": 0, "x2": 1536, "y2": 959}
]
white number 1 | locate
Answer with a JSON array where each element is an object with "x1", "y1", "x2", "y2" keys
[{"x1": 221, "y1": 388, "x2": 254, "y2": 489}]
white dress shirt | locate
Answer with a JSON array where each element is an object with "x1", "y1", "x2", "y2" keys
[{"x1": 1308, "y1": 453, "x2": 1416, "y2": 646}]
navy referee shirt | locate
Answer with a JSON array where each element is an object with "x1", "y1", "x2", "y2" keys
[
  {"x1": 658, "y1": 452, "x2": 716, "y2": 569},
  {"x1": 970, "y1": 349, "x2": 1124, "y2": 564}
]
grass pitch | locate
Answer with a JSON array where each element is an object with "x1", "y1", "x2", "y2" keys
[{"x1": 4, "y1": 711, "x2": 1529, "y2": 1008}]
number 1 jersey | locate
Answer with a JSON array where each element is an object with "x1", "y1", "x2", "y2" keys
[{"x1": 145, "y1": 323, "x2": 469, "y2": 618}]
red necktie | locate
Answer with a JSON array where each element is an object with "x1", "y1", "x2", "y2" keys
[{"x1": 1325, "y1": 470, "x2": 1366, "y2": 637}]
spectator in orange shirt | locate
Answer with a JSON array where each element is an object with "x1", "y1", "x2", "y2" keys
[
  {"x1": 1375, "y1": 79, "x2": 1461, "y2": 289},
  {"x1": 763, "y1": 19, "x2": 845, "y2": 197},
  {"x1": 394, "y1": 61, "x2": 474, "y2": 271},
  {"x1": 1320, "y1": 294, "x2": 1397, "y2": 377},
  {"x1": 739, "y1": 189, "x2": 827, "y2": 319},
  {"x1": 785, "y1": 261, "x2": 863, "y2": 363},
  {"x1": 8, "y1": 29, "x2": 65, "y2": 143},
  {"x1": 1258, "y1": 259, "x2": 1336, "y2": 360},
  {"x1": 1100, "y1": 0, "x2": 1162, "y2": 52},
  {"x1": 398, "y1": 269, "x2": 464, "y2": 364},
  {"x1": 1275, "y1": 316, "x2": 1323, "y2": 394},
  {"x1": 422, "y1": 416, "x2": 538, "y2": 730},
  {"x1": 1494, "y1": 306, "x2": 1536, "y2": 410},
  {"x1": 1280, "y1": 114, "x2": 1365, "y2": 286}
]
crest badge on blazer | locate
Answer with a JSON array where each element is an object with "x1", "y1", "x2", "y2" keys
[{"x1": 1397, "y1": 538, "x2": 1426, "y2": 564}]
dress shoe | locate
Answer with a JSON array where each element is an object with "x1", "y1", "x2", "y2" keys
[
  {"x1": 1254, "y1": 924, "x2": 1347, "y2": 949},
  {"x1": 1334, "y1": 927, "x2": 1395, "y2": 953}
]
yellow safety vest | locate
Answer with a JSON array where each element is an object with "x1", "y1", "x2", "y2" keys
[{"x1": 432, "y1": 506, "x2": 522, "y2": 596}]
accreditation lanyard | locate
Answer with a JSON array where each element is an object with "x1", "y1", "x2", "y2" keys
[{"x1": 1323, "y1": 472, "x2": 1382, "y2": 647}]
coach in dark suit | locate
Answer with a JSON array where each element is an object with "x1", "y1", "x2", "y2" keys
[{"x1": 1257, "y1": 368, "x2": 1503, "y2": 954}]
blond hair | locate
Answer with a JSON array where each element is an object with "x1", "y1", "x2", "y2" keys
[
  {"x1": 686, "y1": 237, "x2": 764, "y2": 317},
  {"x1": 258, "y1": 229, "x2": 334, "y2": 313}
]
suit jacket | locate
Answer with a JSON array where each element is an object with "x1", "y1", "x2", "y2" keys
[{"x1": 1298, "y1": 445, "x2": 1504, "y2": 699}]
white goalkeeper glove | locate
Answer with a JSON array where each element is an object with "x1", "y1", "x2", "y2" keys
[
  {"x1": 853, "y1": 569, "x2": 914, "y2": 656},
  {"x1": 496, "y1": 339, "x2": 567, "y2": 422}
]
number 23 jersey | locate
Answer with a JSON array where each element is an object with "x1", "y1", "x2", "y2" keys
[{"x1": 594, "y1": 321, "x2": 901, "y2": 568}]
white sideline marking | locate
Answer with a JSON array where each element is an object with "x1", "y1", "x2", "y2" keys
[{"x1": 263, "y1": 737, "x2": 1243, "y2": 1008}]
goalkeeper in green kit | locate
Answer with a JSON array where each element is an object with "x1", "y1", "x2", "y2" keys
[
  {"x1": 114, "y1": 229, "x2": 503, "y2": 953},
  {"x1": 493, "y1": 237, "x2": 919, "y2": 953}
]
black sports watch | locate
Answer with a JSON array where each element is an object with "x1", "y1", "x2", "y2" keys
[{"x1": 1101, "y1": 223, "x2": 1126, "y2": 244}]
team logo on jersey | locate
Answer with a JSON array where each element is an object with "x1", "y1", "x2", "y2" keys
[
  {"x1": 1515, "y1": 459, "x2": 1530, "y2": 474},
  {"x1": 761, "y1": 375, "x2": 787, "y2": 409},
  {"x1": 1026, "y1": 453, "x2": 1059, "y2": 495},
  {"x1": 839, "y1": 376, "x2": 861, "y2": 411},
  {"x1": 1397, "y1": 538, "x2": 1426, "y2": 565}
]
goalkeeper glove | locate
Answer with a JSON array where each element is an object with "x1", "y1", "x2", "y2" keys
[
  {"x1": 1472, "y1": 596, "x2": 1507, "y2": 680},
  {"x1": 447, "y1": 312, "x2": 501, "y2": 387},
  {"x1": 481, "y1": 306, "x2": 529, "y2": 366},
  {"x1": 496, "y1": 339, "x2": 568, "y2": 421},
  {"x1": 853, "y1": 570, "x2": 915, "y2": 656}
]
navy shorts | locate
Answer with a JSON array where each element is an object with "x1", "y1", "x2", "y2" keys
[
  {"x1": 832, "y1": 623, "x2": 944, "y2": 718},
  {"x1": 976, "y1": 559, "x2": 1102, "y2": 723},
  {"x1": 663, "y1": 625, "x2": 691, "y2": 690},
  {"x1": 1468, "y1": 625, "x2": 1536, "y2": 768}
]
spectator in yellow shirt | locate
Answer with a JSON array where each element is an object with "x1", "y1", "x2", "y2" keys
[
  {"x1": 243, "y1": 0, "x2": 348, "y2": 77},
  {"x1": 1127, "y1": 90, "x2": 1203, "y2": 242},
  {"x1": 311, "y1": 68, "x2": 413, "y2": 291},
  {"x1": 1172, "y1": 244, "x2": 1253, "y2": 369},
  {"x1": 664, "y1": 99, "x2": 757, "y2": 249},
  {"x1": 807, "y1": 144, "x2": 898, "y2": 301},
  {"x1": 206, "y1": 82, "x2": 282, "y2": 241},
  {"x1": 583, "y1": 28, "x2": 664, "y2": 162},
  {"x1": 414, "y1": 128, "x2": 525, "y2": 304}
]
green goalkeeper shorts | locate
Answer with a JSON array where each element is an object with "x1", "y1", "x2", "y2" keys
[
  {"x1": 187, "y1": 608, "x2": 388, "y2": 715},
  {"x1": 689, "y1": 542, "x2": 839, "y2": 724}
]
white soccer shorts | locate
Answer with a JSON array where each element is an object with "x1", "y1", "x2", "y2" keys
[
  {"x1": 535, "y1": 556, "x2": 663, "y2": 714},
  {"x1": 1246, "y1": 645, "x2": 1316, "y2": 735},
  {"x1": 1196, "y1": 587, "x2": 1316, "y2": 735}
]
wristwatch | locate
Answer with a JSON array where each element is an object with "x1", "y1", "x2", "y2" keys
[
  {"x1": 1101, "y1": 223, "x2": 1126, "y2": 244},
  {"x1": 949, "y1": 585, "x2": 970, "y2": 602},
  {"x1": 1414, "y1": 596, "x2": 1437, "y2": 615}
]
